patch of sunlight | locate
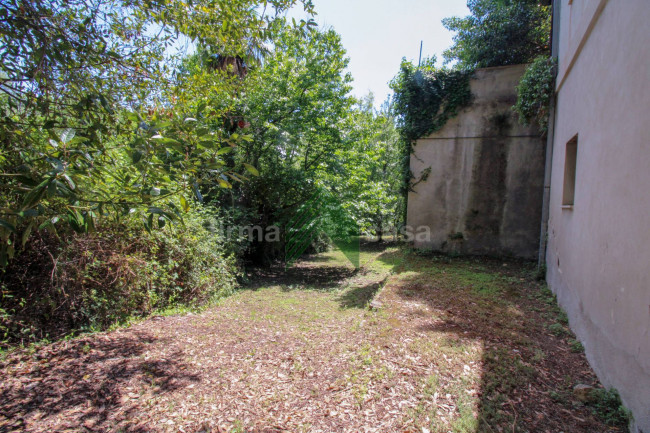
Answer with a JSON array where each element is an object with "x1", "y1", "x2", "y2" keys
[
  {"x1": 506, "y1": 304, "x2": 524, "y2": 317},
  {"x1": 310, "y1": 244, "x2": 404, "y2": 272},
  {"x1": 405, "y1": 339, "x2": 485, "y2": 433},
  {"x1": 393, "y1": 270, "x2": 421, "y2": 280}
]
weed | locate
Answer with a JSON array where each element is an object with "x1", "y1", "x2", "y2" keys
[
  {"x1": 535, "y1": 285, "x2": 556, "y2": 305},
  {"x1": 448, "y1": 232, "x2": 465, "y2": 240},
  {"x1": 480, "y1": 347, "x2": 537, "y2": 427},
  {"x1": 548, "y1": 323, "x2": 569, "y2": 337},
  {"x1": 408, "y1": 374, "x2": 440, "y2": 423},
  {"x1": 588, "y1": 388, "x2": 632, "y2": 428},
  {"x1": 454, "y1": 268, "x2": 505, "y2": 297},
  {"x1": 451, "y1": 401, "x2": 479, "y2": 433},
  {"x1": 532, "y1": 348, "x2": 546, "y2": 363},
  {"x1": 569, "y1": 339, "x2": 584, "y2": 353},
  {"x1": 231, "y1": 419, "x2": 245, "y2": 433}
]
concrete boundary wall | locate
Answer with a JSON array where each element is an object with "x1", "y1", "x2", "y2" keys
[{"x1": 407, "y1": 64, "x2": 545, "y2": 259}]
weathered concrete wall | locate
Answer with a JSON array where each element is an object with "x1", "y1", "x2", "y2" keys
[
  {"x1": 407, "y1": 64, "x2": 545, "y2": 259},
  {"x1": 547, "y1": 1, "x2": 650, "y2": 431}
]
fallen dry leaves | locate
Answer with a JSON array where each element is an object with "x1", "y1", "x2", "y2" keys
[{"x1": 0, "y1": 246, "x2": 623, "y2": 432}]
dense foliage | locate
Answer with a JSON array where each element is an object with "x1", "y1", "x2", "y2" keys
[
  {"x1": 217, "y1": 25, "x2": 354, "y2": 261},
  {"x1": 183, "y1": 25, "x2": 404, "y2": 261},
  {"x1": 390, "y1": 58, "x2": 473, "y2": 145},
  {"x1": 0, "y1": 1, "x2": 404, "y2": 344},
  {"x1": 325, "y1": 96, "x2": 403, "y2": 240},
  {"x1": 442, "y1": 0, "x2": 551, "y2": 69},
  {"x1": 0, "y1": 0, "x2": 313, "y2": 266},
  {"x1": 514, "y1": 55, "x2": 556, "y2": 133},
  {"x1": 0, "y1": 0, "x2": 320, "y2": 343}
]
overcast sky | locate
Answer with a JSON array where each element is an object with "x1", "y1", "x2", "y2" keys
[{"x1": 289, "y1": 0, "x2": 469, "y2": 106}]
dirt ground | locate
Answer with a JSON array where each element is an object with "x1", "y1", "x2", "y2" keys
[{"x1": 0, "y1": 244, "x2": 626, "y2": 432}]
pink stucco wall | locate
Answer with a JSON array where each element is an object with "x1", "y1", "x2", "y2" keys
[{"x1": 546, "y1": 1, "x2": 650, "y2": 430}]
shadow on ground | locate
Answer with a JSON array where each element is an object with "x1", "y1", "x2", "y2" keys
[
  {"x1": 247, "y1": 262, "x2": 357, "y2": 290},
  {"x1": 336, "y1": 278, "x2": 386, "y2": 309},
  {"x1": 334, "y1": 246, "x2": 405, "y2": 309},
  {"x1": 247, "y1": 245, "x2": 399, "y2": 308},
  {"x1": 0, "y1": 246, "x2": 623, "y2": 433},
  {"x1": 0, "y1": 331, "x2": 199, "y2": 432}
]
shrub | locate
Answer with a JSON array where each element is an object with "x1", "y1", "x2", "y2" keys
[
  {"x1": 514, "y1": 55, "x2": 556, "y2": 133},
  {"x1": 0, "y1": 207, "x2": 236, "y2": 347}
]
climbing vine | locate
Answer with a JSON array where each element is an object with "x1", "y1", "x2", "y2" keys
[
  {"x1": 514, "y1": 55, "x2": 557, "y2": 133},
  {"x1": 390, "y1": 57, "x2": 473, "y2": 145},
  {"x1": 389, "y1": 57, "x2": 472, "y2": 222}
]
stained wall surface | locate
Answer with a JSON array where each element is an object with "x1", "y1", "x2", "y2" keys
[{"x1": 407, "y1": 64, "x2": 545, "y2": 259}]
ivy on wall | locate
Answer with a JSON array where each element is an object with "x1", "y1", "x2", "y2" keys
[{"x1": 390, "y1": 58, "x2": 473, "y2": 145}]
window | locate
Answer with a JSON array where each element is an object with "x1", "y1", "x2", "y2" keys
[{"x1": 562, "y1": 135, "x2": 578, "y2": 207}]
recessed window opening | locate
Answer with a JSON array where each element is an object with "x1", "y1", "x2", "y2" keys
[{"x1": 562, "y1": 134, "x2": 578, "y2": 207}]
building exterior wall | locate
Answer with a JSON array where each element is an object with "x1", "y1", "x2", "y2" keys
[
  {"x1": 546, "y1": 1, "x2": 650, "y2": 430},
  {"x1": 407, "y1": 64, "x2": 545, "y2": 259}
]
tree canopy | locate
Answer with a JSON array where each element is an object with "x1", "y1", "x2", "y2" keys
[
  {"x1": 442, "y1": 0, "x2": 551, "y2": 69},
  {"x1": 181, "y1": 24, "x2": 403, "y2": 260},
  {"x1": 3, "y1": 0, "x2": 408, "y2": 342}
]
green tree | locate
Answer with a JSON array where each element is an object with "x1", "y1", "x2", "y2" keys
[
  {"x1": 442, "y1": 0, "x2": 551, "y2": 69},
  {"x1": 194, "y1": 24, "x2": 355, "y2": 260},
  {"x1": 325, "y1": 95, "x2": 403, "y2": 240},
  {"x1": 0, "y1": 0, "x2": 312, "y2": 265}
]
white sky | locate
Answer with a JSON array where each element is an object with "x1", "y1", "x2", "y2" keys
[{"x1": 288, "y1": 0, "x2": 469, "y2": 106}]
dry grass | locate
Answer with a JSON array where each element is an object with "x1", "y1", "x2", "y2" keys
[{"x1": 0, "y1": 244, "x2": 624, "y2": 432}]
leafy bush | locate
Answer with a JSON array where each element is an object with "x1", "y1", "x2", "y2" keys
[
  {"x1": 0, "y1": 0, "x2": 311, "y2": 267},
  {"x1": 514, "y1": 56, "x2": 556, "y2": 133},
  {"x1": 202, "y1": 25, "x2": 362, "y2": 263},
  {"x1": 0, "y1": 208, "x2": 236, "y2": 347}
]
